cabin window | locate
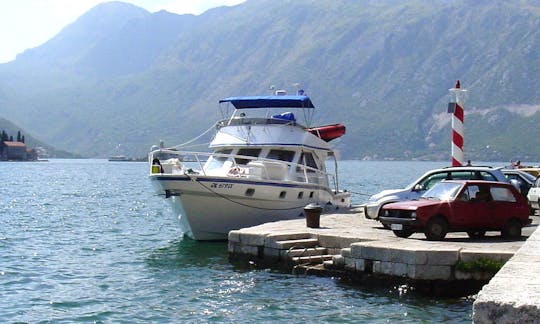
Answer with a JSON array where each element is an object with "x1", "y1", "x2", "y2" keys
[
  {"x1": 266, "y1": 149, "x2": 295, "y2": 162},
  {"x1": 309, "y1": 191, "x2": 314, "y2": 198},
  {"x1": 205, "y1": 149, "x2": 232, "y2": 171},
  {"x1": 297, "y1": 152, "x2": 318, "y2": 172},
  {"x1": 245, "y1": 188, "x2": 255, "y2": 197},
  {"x1": 235, "y1": 148, "x2": 261, "y2": 165},
  {"x1": 297, "y1": 192, "x2": 304, "y2": 199},
  {"x1": 279, "y1": 191, "x2": 287, "y2": 199}
]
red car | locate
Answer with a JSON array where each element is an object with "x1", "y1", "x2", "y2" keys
[{"x1": 380, "y1": 180, "x2": 531, "y2": 240}]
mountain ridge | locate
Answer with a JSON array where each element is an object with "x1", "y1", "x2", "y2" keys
[{"x1": 1, "y1": 0, "x2": 540, "y2": 161}]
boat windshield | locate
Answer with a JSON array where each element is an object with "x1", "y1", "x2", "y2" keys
[
  {"x1": 205, "y1": 149, "x2": 232, "y2": 171},
  {"x1": 266, "y1": 149, "x2": 295, "y2": 162},
  {"x1": 421, "y1": 182, "x2": 462, "y2": 200},
  {"x1": 234, "y1": 148, "x2": 261, "y2": 165}
]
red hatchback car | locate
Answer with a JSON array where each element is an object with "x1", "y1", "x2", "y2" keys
[{"x1": 380, "y1": 180, "x2": 531, "y2": 240}]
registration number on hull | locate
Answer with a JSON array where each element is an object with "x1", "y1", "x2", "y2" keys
[{"x1": 210, "y1": 183, "x2": 233, "y2": 189}]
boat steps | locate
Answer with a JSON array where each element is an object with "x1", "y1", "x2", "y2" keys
[
  {"x1": 271, "y1": 238, "x2": 319, "y2": 250},
  {"x1": 291, "y1": 254, "x2": 334, "y2": 265},
  {"x1": 286, "y1": 247, "x2": 328, "y2": 258},
  {"x1": 266, "y1": 232, "x2": 314, "y2": 242}
]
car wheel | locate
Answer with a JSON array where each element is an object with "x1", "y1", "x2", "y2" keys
[
  {"x1": 502, "y1": 219, "x2": 522, "y2": 239},
  {"x1": 424, "y1": 216, "x2": 448, "y2": 241},
  {"x1": 467, "y1": 230, "x2": 486, "y2": 239},
  {"x1": 393, "y1": 228, "x2": 414, "y2": 238}
]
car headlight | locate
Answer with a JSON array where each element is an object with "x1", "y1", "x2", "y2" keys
[{"x1": 410, "y1": 211, "x2": 417, "y2": 219}]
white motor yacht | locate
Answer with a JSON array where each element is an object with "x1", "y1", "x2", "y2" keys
[{"x1": 149, "y1": 91, "x2": 350, "y2": 240}]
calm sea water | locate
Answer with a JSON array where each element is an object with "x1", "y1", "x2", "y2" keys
[{"x1": 1, "y1": 159, "x2": 494, "y2": 323}]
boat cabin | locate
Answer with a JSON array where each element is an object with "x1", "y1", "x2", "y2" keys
[{"x1": 203, "y1": 146, "x2": 328, "y2": 185}]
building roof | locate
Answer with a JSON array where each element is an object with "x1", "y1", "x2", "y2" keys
[{"x1": 3, "y1": 141, "x2": 26, "y2": 147}]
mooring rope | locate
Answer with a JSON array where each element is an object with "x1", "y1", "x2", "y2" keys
[{"x1": 168, "y1": 121, "x2": 219, "y2": 150}]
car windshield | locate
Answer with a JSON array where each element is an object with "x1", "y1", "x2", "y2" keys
[{"x1": 421, "y1": 182, "x2": 462, "y2": 200}]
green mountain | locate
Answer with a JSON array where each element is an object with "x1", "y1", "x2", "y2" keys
[{"x1": 1, "y1": 0, "x2": 540, "y2": 161}]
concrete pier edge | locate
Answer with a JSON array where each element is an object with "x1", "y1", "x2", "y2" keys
[
  {"x1": 473, "y1": 223, "x2": 540, "y2": 323},
  {"x1": 228, "y1": 211, "x2": 540, "y2": 321}
]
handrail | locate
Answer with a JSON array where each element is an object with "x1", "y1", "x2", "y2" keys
[{"x1": 149, "y1": 149, "x2": 337, "y2": 187}]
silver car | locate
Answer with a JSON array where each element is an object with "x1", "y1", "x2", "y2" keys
[{"x1": 363, "y1": 166, "x2": 510, "y2": 220}]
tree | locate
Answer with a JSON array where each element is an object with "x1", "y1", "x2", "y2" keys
[
  {"x1": 17, "y1": 131, "x2": 21, "y2": 142},
  {"x1": 21, "y1": 135, "x2": 25, "y2": 143},
  {"x1": 9, "y1": 135, "x2": 13, "y2": 141},
  {"x1": 1, "y1": 130, "x2": 7, "y2": 141}
]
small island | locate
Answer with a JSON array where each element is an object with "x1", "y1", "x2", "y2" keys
[{"x1": 0, "y1": 130, "x2": 41, "y2": 161}]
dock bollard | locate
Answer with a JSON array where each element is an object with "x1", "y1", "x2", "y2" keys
[{"x1": 304, "y1": 203, "x2": 322, "y2": 228}]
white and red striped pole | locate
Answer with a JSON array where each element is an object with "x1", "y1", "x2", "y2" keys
[{"x1": 448, "y1": 80, "x2": 467, "y2": 166}]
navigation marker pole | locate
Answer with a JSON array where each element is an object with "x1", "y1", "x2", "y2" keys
[{"x1": 448, "y1": 80, "x2": 467, "y2": 166}]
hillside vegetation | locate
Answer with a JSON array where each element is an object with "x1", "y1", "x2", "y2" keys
[{"x1": 1, "y1": 0, "x2": 540, "y2": 161}]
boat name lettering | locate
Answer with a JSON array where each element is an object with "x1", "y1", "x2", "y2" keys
[{"x1": 211, "y1": 183, "x2": 234, "y2": 189}]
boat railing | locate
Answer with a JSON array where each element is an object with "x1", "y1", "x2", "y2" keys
[
  {"x1": 217, "y1": 117, "x2": 300, "y2": 128},
  {"x1": 149, "y1": 149, "x2": 337, "y2": 187}
]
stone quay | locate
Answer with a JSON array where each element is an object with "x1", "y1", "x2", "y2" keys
[{"x1": 228, "y1": 207, "x2": 540, "y2": 321}]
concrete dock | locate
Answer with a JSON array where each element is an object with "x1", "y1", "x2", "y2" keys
[
  {"x1": 228, "y1": 208, "x2": 540, "y2": 321},
  {"x1": 473, "y1": 221, "x2": 540, "y2": 322}
]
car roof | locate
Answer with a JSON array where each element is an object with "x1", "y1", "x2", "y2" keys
[
  {"x1": 406, "y1": 166, "x2": 507, "y2": 190},
  {"x1": 439, "y1": 179, "x2": 514, "y2": 187},
  {"x1": 440, "y1": 165, "x2": 501, "y2": 170},
  {"x1": 502, "y1": 168, "x2": 536, "y2": 181},
  {"x1": 423, "y1": 166, "x2": 505, "y2": 175}
]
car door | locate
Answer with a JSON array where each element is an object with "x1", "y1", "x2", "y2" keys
[
  {"x1": 489, "y1": 185, "x2": 519, "y2": 228},
  {"x1": 453, "y1": 184, "x2": 491, "y2": 230}
]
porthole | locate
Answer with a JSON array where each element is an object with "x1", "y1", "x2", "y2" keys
[
  {"x1": 279, "y1": 191, "x2": 287, "y2": 199},
  {"x1": 297, "y1": 192, "x2": 304, "y2": 199},
  {"x1": 245, "y1": 188, "x2": 255, "y2": 196},
  {"x1": 309, "y1": 191, "x2": 314, "y2": 198}
]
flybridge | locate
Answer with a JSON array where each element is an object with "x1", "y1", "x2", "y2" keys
[{"x1": 218, "y1": 95, "x2": 315, "y2": 109}]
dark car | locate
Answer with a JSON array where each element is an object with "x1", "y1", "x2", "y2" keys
[
  {"x1": 380, "y1": 180, "x2": 531, "y2": 241},
  {"x1": 502, "y1": 168, "x2": 536, "y2": 197}
]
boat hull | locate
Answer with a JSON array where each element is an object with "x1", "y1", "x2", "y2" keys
[{"x1": 151, "y1": 175, "x2": 339, "y2": 240}]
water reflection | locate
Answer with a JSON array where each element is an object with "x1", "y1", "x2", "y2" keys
[{"x1": 145, "y1": 238, "x2": 229, "y2": 269}]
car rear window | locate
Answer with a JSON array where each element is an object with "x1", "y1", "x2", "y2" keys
[{"x1": 491, "y1": 187, "x2": 517, "y2": 202}]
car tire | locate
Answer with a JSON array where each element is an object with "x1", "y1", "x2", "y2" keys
[
  {"x1": 502, "y1": 219, "x2": 522, "y2": 239},
  {"x1": 393, "y1": 228, "x2": 414, "y2": 238},
  {"x1": 467, "y1": 230, "x2": 486, "y2": 239},
  {"x1": 424, "y1": 216, "x2": 448, "y2": 241}
]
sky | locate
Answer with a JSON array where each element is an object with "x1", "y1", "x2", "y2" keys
[{"x1": 0, "y1": 0, "x2": 246, "y2": 63}]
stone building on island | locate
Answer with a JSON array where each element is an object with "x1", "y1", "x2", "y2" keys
[{"x1": 0, "y1": 141, "x2": 37, "y2": 161}]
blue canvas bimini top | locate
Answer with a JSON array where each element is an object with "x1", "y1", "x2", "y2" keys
[{"x1": 219, "y1": 95, "x2": 315, "y2": 109}]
